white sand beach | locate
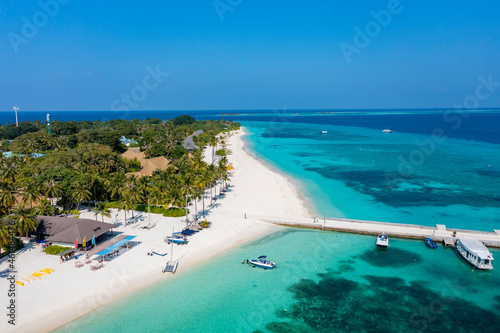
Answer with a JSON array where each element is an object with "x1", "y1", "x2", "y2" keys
[{"x1": 0, "y1": 128, "x2": 312, "y2": 333}]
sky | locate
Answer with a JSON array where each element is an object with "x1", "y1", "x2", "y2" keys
[{"x1": 1, "y1": 0, "x2": 500, "y2": 111}]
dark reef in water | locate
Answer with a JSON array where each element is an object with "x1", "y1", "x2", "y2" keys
[
  {"x1": 303, "y1": 166, "x2": 500, "y2": 209},
  {"x1": 359, "y1": 248, "x2": 422, "y2": 268},
  {"x1": 256, "y1": 274, "x2": 500, "y2": 333}
]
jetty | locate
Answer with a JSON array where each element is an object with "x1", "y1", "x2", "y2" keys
[{"x1": 253, "y1": 216, "x2": 500, "y2": 248}]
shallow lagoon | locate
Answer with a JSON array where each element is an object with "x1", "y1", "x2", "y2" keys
[{"x1": 58, "y1": 228, "x2": 500, "y2": 333}]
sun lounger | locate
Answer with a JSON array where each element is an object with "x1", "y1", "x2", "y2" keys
[
  {"x1": 38, "y1": 271, "x2": 50, "y2": 276},
  {"x1": 25, "y1": 275, "x2": 40, "y2": 281},
  {"x1": 32, "y1": 272, "x2": 43, "y2": 277},
  {"x1": 15, "y1": 281, "x2": 24, "y2": 286},
  {"x1": 91, "y1": 263, "x2": 103, "y2": 271},
  {"x1": 85, "y1": 258, "x2": 92, "y2": 265},
  {"x1": 40, "y1": 269, "x2": 52, "y2": 274},
  {"x1": 45, "y1": 268, "x2": 55, "y2": 272},
  {"x1": 75, "y1": 261, "x2": 84, "y2": 268}
]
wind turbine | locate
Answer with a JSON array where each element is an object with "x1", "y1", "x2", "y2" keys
[{"x1": 13, "y1": 106, "x2": 19, "y2": 127}]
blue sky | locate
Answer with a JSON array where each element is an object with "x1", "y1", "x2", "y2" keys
[{"x1": 1, "y1": 0, "x2": 500, "y2": 111}]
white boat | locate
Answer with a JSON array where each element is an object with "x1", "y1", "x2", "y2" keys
[
  {"x1": 320, "y1": 131, "x2": 328, "y2": 135},
  {"x1": 382, "y1": 129, "x2": 393, "y2": 133},
  {"x1": 456, "y1": 238, "x2": 493, "y2": 270},
  {"x1": 376, "y1": 233, "x2": 389, "y2": 247},
  {"x1": 247, "y1": 256, "x2": 276, "y2": 269},
  {"x1": 151, "y1": 249, "x2": 167, "y2": 256}
]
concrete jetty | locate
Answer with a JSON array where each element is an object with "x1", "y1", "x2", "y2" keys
[{"x1": 255, "y1": 215, "x2": 500, "y2": 248}]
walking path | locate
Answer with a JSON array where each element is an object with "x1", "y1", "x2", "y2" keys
[{"x1": 236, "y1": 214, "x2": 500, "y2": 248}]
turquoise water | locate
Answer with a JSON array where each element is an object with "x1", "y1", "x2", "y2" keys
[
  {"x1": 58, "y1": 228, "x2": 500, "y2": 332},
  {"x1": 57, "y1": 112, "x2": 500, "y2": 332},
  {"x1": 242, "y1": 116, "x2": 500, "y2": 231}
]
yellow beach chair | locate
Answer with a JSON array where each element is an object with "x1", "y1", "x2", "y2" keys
[
  {"x1": 32, "y1": 272, "x2": 43, "y2": 277},
  {"x1": 15, "y1": 281, "x2": 24, "y2": 286},
  {"x1": 44, "y1": 268, "x2": 55, "y2": 272},
  {"x1": 40, "y1": 269, "x2": 52, "y2": 274},
  {"x1": 38, "y1": 271, "x2": 49, "y2": 276}
]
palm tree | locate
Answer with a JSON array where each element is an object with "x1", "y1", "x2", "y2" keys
[
  {"x1": 118, "y1": 193, "x2": 134, "y2": 226},
  {"x1": 8, "y1": 204, "x2": 38, "y2": 237},
  {"x1": 21, "y1": 180, "x2": 41, "y2": 209},
  {"x1": 0, "y1": 182, "x2": 18, "y2": 214},
  {"x1": 71, "y1": 181, "x2": 91, "y2": 211},
  {"x1": 93, "y1": 202, "x2": 111, "y2": 222},
  {"x1": 34, "y1": 199, "x2": 54, "y2": 216},
  {"x1": 0, "y1": 219, "x2": 12, "y2": 249},
  {"x1": 208, "y1": 136, "x2": 219, "y2": 164}
]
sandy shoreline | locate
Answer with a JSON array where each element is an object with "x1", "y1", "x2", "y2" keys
[{"x1": 0, "y1": 127, "x2": 312, "y2": 333}]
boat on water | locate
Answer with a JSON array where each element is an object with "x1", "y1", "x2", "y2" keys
[
  {"x1": 320, "y1": 130, "x2": 328, "y2": 135},
  {"x1": 247, "y1": 256, "x2": 276, "y2": 269},
  {"x1": 376, "y1": 233, "x2": 389, "y2": 247},
  {"x1": 382, "y1": 129, "x2": 393, "y2": 133},
  {"x1": 424, "y1": 237, "x2": 438, "y2": 249},
  {"x1": 456, "y1": 238, "x2": 494, "y2": 270}
]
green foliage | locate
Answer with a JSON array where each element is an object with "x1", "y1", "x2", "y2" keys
[
  {"x1": 1, "y1": 237, "x2": 24, "y2": 252},
  {"x1": 163, "y1": 208, "x2": 188, "y2": 217},
  {"x1": 199, "y1": 219, "x2": 212, "y2": 228},
  {"x1": 216, "y1": 149, "x2": 226, "y2": 156},
  {"x1": 125, "y1": 158, "x2": 142, "y2": 173},
  {"x1": 133, "y1": 203, "x2": 164, "y2": 214},
  {"x1": 44, "y1": 245, "x2": 71, "y2": 255},
  {"x1": 171, "y1": 145, "x2": 188, "y2": 159},
  {"x1": 51, "y1": 121, "x2": 79, "y2": 136},
  {"x1": 173, "y1": 115, "x2": 195, "y2": 126}
]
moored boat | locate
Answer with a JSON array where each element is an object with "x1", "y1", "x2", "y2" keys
[
  {"x1": 382, "y1": 129, "x2": 393, "y2": 133},
  {"x1": 456, "y1": 238, "x2": 493, "y2": 270},
  {"x1": 376, "y1": 233, "x2": 389, "y2": 247},
  {"x1": 424, "y1": 237, "x2": 438, "y2": 249},
  {"x1": 247, "y1": 256, "x2": 276, "y2": 269}
]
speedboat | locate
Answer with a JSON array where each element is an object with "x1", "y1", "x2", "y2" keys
[
  {"x1": 247, "y1": 256, "x2": 276, "y2": 269},
  {"x1": 320, "y1": 131, "x2": 328, "y2": 135},
  {"x1": 376, "y1": 233, "x2": 389, "y2": 247},
  {"x1": 165, "y1": 235, "x2": 188, "y2": 245},
  {"x1": 424, "y1": 237, "x2": 438, "y2": 249},
  {"x1": 382, "y1": 129, "x2": 393, "y2": 133},
  {"x1": 456, "y1": 238, "x2": 493, "y2": 270}
]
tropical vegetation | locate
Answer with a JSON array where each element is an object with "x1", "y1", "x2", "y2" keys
[{"x1": 0, "y1": 115, "x2": 239, "y2": 251}]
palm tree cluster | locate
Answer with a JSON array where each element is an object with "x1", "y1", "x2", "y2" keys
[{"x1": 0, "y1": 116, "x2": 239, "y2": 250}]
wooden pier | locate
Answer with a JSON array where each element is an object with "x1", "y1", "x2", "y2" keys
[{"x1": 253, "y1": 215, "x2": 500, "y2": 248}]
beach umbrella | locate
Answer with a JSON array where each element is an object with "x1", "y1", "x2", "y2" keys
[
  {"x1": 74, "y1": 238, "x2": 78, "y2": 249},
  {"x1": 82, "y1": 237, "x2": 86, "y2": 248},
  {"x1": 92, "y1": 234, "x2": 95, "y2": 246}
]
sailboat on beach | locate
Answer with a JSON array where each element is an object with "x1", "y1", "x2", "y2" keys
[{"x1": 163, "y1": 228, "x2": 179, "y2": 273}]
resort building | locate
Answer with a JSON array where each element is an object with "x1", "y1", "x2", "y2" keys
[{"x1": 34, "y1": 216, "x2": 115, "y2": 248}]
